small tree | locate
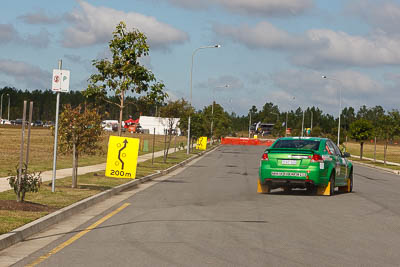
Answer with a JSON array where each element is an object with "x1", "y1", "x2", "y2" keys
[
  {"x1": 58, "y1": 105, "x2": 103, "y2": 188},
  {"x1": 160, "y1": 99, "x2": 189, "y2": 161},
  {"x1": 8, "y1": 164, "x2": 41, "y2": 202},
  {"x1": 85, "y1": 21, "x2": 167, "y2": 136},
  {"x1": 349, "y1": 119, "x2": 374, "y2": 160},
  {"x1": 377, "y1": 112, "x2": 400, "y2": 164}
]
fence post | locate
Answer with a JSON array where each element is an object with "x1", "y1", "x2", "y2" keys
[{"x1": 152, "y1": 128, "x2": 155, "y2": 164}]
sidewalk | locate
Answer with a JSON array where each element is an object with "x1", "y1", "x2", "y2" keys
[
  {"x1": 350, "y1": 155, "x2": 400, "y2": 166},
  {"x1": 0, "y1": 148, "x2": 183, "y2": 193}
]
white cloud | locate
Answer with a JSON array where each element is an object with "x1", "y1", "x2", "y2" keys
[
  {"x1": 215, "y1": 21, "x2": 400, "y2": 68},
  {"x1": 0, "y1": 59, "x2": 51, "y2": 89},
  {"x1": 24, "y1": 29, "x2": 51, "y2": 48},
  {"x1": 0, "y1": 24, "x2": 50, "y2": 48},
  {"x1": 158, "y1": 0, "x2": 314, "y2": 17},
  {"x1": 347, "y1": 0, "x2": 400, "y2": 35},
  {"x1": 196, "y1": 75, "x2": 244, "y2": 91},
  {"x1": 0, "y1": 24, "x2": 19, "y2": 44},
  {"x1": 215, "y1": 0, "x2": 314, "y2": 17},
  {"x1": 269, "y1": 69, "x2": 385, "y2": 113},
  {"x1": 18, "y1": 10, "x2": 62, "y2": 24},
  {"x1": 63, "y1": 1, "x2": 189, "y2": 49}
]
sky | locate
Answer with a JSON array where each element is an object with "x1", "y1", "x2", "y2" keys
[{"x1": 1, "y1": 0, "x2": 400, "y2": 117}]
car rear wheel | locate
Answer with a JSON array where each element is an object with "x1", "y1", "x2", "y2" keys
[
  {"x1": 349, "y1": 169, "x2": 353, "y2": 192},
  {"x1": 329, "y1": 172, "x2": 335, "y2": 196}
]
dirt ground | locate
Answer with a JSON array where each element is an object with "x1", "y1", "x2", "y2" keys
[{"x1": 0, "y1": 200, "x2": 56, "y2": 212}]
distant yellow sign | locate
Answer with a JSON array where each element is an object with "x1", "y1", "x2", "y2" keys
[
  {"x1": 106, "y1": 136, "x2": 139, "y2": 179},
  {"x1": 196, "y1": 136, "x2": 207, "y2": 151},
  {"x1": 254, "y1": 135, "x2": 258, "y2": 139}
]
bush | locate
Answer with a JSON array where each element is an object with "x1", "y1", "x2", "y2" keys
[{"x1": 8, "y1": 165, "x2": 42, "y2": 202}]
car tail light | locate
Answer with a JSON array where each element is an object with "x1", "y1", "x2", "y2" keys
[
  {"x1": 311, "y1": 154, "x2": 323, "y2": 163},
  {"x1": 261, "y1": 152, "x2": 269, "y2": 161}
]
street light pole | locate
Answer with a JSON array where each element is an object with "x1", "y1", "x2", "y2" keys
[
  {"x1": 301, "y1": 110, "x2": 305, "y2": 137},
  {"x1": 187, "y1": 45, "x2": 221, "y2": 154},
  {"x1": 7, "y1": 94, "x2": 10, "y2": 121},
  {"x1": 322, "y1": 75, "x2": 343, "y2": 147},
  {"x1": 0, "y1": 93, "x2": 4, "y2": 120}
]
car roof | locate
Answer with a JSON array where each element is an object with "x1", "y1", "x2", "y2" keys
[{"x1": 276, "y1": 137, "x2": 328, "y2": 141}]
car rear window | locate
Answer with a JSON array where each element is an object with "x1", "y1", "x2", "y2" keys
[{"x1": 273, "y1": 139, "x2": 320, "y2": 150}]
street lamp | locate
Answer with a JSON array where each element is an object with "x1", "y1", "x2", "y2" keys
[
  {"x1": 7, "y1": 94, "x2": 10, "y2": 121},
  {"x1": 187, "y1": 44, "x2": 221, "y2": 154},
  {"x1": 322, "y1": 75, "x2": 343, "y2": 147}
]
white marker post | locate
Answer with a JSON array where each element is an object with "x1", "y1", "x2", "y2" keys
[{"x1": 51, "y1": 60, "x2": 70, "y2": 192}]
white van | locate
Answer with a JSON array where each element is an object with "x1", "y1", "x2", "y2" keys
[{"x1": 101, "y1": 120, "x2": 119, "y2": 131}]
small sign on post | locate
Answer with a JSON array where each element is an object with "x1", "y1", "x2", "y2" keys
[{"x1": 52, "y1": 69, "x2": 70, "y2": 92}]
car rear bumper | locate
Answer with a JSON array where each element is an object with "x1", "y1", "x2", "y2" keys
[
  {"x1": 261, "y1": 178, "x2": 316, "y2": 189},
  {"x1": 259, "y1": 166, "x2": 329, "y2": 187}
]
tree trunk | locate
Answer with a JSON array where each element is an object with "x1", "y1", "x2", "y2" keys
[
  {"x1": 384, "y1": 139, "x2": 388, "y2": 165},
  {"x1": 165, "y1": 131, "x2": 172, "y2": 160},
  {"x1": 118, "y1": 91, "x2": 125, "y2": 137},
  {"x1": 72, "y1": 143, "x2": 77, "y2": 188},
  {"x1": 360, "y1": 142, "x2": 364, "y2": 160}
]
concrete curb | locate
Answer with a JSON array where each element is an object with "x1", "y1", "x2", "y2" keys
[
  {"x1": 0, "y1": 145, "x2": 219, "y2": 251},
  {"x1": 351, "y1": 160, "x2": 400, "y2": 176}
]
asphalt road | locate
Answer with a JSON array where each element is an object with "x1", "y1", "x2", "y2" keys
[{"x1": 15, "y1": 145, "x2": 400, "y2": 266}]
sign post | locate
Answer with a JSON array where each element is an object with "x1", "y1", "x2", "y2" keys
[{"x1": 51, "y1": 60, "x2": 70, "y2": 192}]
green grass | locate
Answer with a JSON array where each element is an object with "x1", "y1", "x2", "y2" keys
[
  {"x1": 0, "y1": 145, "x2": 210, "y2": 235},
  {"x1": 0, "y1": 127, "x2": 187, "y2": 177},
  {"x1": 346, "y1": 141, "x2": 400, "y2": 164}
]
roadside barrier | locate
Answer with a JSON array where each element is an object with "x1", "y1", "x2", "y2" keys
[{"x1": 221, "y1": 137, "x2": 274, "y2": 146}]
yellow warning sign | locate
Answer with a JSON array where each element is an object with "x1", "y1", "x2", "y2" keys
[
  {"x1": 106, "y1": 136, "x2": 139, "y2": 179},
  {"x1": 196, "y1": 136, "x2": 207, "y2": 151}
]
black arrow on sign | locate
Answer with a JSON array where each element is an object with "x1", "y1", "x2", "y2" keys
[{"x1": 118, "y1": 139, "x2": 128, "y2": 170}]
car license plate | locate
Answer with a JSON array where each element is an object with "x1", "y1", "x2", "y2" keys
[
  {"x1": 282, "y1": 160, "x2": 297, "y2": 165},
  {"x1": 271, "y1": 172, "x2": 306, "y2": 177}
]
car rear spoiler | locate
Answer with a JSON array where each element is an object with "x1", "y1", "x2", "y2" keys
[{"x1": 266, "y1": 148, "x2": 316, "y2": 154}]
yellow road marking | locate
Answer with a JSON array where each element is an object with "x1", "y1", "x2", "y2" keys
[{"x1": 27, "y1": 202, "x2": 131, "y2": 267}]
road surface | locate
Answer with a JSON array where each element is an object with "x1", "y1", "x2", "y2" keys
[{"x1": 10, "y1": 145, "x2": 400, "y2": 266}]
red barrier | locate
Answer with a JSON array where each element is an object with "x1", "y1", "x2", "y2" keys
[{"x1": 221, "y1": 137, "x2": 274, "y2": 146}]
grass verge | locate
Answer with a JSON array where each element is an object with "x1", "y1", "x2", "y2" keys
[
  {"x1": 350, "y1": 157, "x2": 400, "y2": 171},
  {"x1": 0, "y1": 146, "x2": 212, "y2": 235},
  {"x1": 0, "y1": 127, "x2": 188, "y2": 177}
]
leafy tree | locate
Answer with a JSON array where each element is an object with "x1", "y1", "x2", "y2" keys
[
  {"x1": 202, "y1": 103, "x2": 232, "y2": 138},
  {"x1": 58, "y1": 104, "x2": 103, "y2": 188},
  {"x1": 85, "y1": 21, "x2": 167, "y2": 136},
  {"x1": 310, "y1": 126, "x2": 322, "y2": 137},
  {"x1": 349, "y1": 119, "x2": 374, "y2": 160}
]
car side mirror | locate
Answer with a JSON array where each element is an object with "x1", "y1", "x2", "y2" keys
[{"x1": 343, "y1": 152, "x2": 351, "y2": 158}]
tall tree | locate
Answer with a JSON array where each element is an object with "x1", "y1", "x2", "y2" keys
[
  {"x1": 349, "y1": 119, "x2": 374, "y2": 160},
  {"x1": 85, "y1": 21, "x2": 167, "y2": 136}
]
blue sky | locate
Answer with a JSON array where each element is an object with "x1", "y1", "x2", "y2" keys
[{"x1": 1, "y1": 0, "x2": 400, "y2": 116}]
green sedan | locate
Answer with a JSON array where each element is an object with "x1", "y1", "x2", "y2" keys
[{"x1": 258, "y1": 137, "x2": 353, "y2": 196}]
